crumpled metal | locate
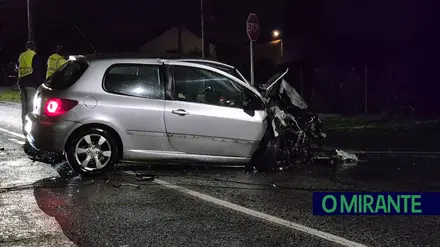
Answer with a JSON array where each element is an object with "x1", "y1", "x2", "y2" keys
[{"x1": 278, "y1": 79, "x2": 308, "y2": 110}]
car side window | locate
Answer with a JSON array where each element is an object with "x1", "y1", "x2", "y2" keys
[
  {"x1": 104, "y1": 64, "x2": 163, "y2": 99},
  {"x1": 173, "y1": 65, "x2": 243, "y2": 108}
]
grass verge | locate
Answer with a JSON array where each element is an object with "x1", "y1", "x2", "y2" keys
[
  {"x1": 0, "y1": 88, "x2": 20, "y2": 103},
  {"x1": 323, "y1": 115, "x2": 440, "y2": 151}
]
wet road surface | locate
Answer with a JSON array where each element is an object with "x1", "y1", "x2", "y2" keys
[{"x1": 1, "y1": 102, "x2": 440, "y2": 247}]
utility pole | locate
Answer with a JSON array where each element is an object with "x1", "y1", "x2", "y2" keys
[
  {"x1": 200, "y1": 0, "x2": 205, "y2": 58},
  {"x1": 27, "y1": 0, "x2": 34, "y2": 41}
]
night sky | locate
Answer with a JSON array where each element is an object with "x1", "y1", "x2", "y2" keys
[
  {"x1": 1, "y1": 0, "x2": 438, "y2": 61},
  {"x1": 1, "y1": 0, "x2": 287, "y2": 58}
]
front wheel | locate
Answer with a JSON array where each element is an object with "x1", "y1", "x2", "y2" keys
[{"x1": 65, "y1": 128, "x2": 119, "y2": 176}]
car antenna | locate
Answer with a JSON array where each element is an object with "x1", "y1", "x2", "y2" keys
[{"x1": 75, "y1": 26, "x2": 98, "y2": 55}]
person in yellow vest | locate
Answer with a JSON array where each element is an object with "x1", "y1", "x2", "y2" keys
[
  {"x1": 46, "y1": 45, "x2": 67, "y2": 79},
  {"x1": 17, "y1": 41, "x2": 43, "y2": 134}
]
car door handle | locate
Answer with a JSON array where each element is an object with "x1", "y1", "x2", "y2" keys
[{"x1": 171, "y1": 109, "x2": 189, "y2": 116}]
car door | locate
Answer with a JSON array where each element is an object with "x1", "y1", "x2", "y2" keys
[{"x1": 163, "y1": 62, "x2": 267, "y2": 158}]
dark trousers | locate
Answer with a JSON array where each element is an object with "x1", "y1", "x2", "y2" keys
[{"x1": 19, "y1": 86, "x2": 36, "y2": 134}]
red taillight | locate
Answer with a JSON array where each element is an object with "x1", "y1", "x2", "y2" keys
[{"x1": 44, "y1": 98, "x2": 78, "y2": 117}]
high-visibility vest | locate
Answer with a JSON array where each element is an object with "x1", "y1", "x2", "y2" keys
[
  {"x1": 46, "y1": 53, "x2": 67, "y2": 79},
  {"x1": 18, "y1": 49, "x2": 36, "y2": 78}
]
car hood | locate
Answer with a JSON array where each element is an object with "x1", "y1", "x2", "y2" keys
[{"x1": 258, "y1": 68, "x2": 308, "y2": 110}]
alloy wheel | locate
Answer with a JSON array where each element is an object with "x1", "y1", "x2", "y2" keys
[{"x1": 74, "y1": 134, "x2": 112, "y2": 171}]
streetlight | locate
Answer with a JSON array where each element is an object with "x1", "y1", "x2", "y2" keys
[
  {"x1": 271, "y1": 29, "x2": 283, "y2": 58},
  {"x1": 272, "y1": 30, "x2": 280, "y2": 39}
]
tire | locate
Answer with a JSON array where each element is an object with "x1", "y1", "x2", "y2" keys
[
  {"x1": 249, "y1": 130, "x2": 282, "y2": 172},
  {"x1": 261, "y1": 136, "x2": 283, "y2": 171},
  {"x1": 65, "y1": 128, "x2": 119, "y2": 176}
]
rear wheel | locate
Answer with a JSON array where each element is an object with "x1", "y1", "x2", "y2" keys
[{"x1": 65, "y1": 128, "x2": 119, "y2": 176}]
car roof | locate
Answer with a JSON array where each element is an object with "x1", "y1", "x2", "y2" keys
[
  {"x1": 173, "y1": 59, "x2": 235, "y2": 69},
  {"x1": 70, "y1": 53, "x2": 227, "y2": 65}
]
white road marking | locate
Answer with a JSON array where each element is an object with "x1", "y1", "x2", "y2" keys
[
  {"x1": 153, "y1": 179, "x2": 367, "y2": 247},
  {"x1": 328, "y1": 146, "x2": 440, "y2": 157},
  {"x1": 0, "y1": 127, "x2": 25, "y2": 139},
  {"x1": 352, "y1": 150, "x2": 440, "y2": 155},
  {"x1": 8, "y1": 138, "x2": 25, "y2": 145}
]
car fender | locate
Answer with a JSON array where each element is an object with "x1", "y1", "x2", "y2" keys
[{"x1": 76, "y1": 117, "x2": 126, "y2": 141}]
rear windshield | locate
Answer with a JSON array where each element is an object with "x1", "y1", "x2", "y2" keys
[{"x1": 44, "y1": 60, "x2": 89, "y2": 90}]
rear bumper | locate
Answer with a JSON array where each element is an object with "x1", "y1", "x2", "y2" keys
[{"x1": 24, "y1": 113, "x2": 82, "y2": 153}]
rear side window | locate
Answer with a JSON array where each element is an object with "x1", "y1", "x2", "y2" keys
[
  {"x1": 45, "y1": 60, "x2": 89, "y2": 90},
  {"x1": 103, "y1": 64, "x2": 163, "y2": 99}
]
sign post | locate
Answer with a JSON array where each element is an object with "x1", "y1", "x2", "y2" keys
[{"x1": 246, "y1": 13, "x2": 260, "y2": 86}]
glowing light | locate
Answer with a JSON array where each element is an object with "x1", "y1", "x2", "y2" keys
[{"x1": 133, "y1": 87, "x2": 144, "y2": 94}]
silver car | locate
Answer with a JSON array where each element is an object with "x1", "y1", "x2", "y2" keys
[{"x1": 24, "y1": 55, "x2": 286, "y2": 176}]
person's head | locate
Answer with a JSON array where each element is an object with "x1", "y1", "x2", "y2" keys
[
  {"x1": 26, "y1": 41, "x2": 36, "y2": 51},
  {"x1": 55, "y1": 45, "x2": 63, "y2": 54}
]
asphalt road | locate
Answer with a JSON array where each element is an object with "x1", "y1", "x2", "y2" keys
[{"x1": 1, "y1": 102, "x2": 440, "y2": 247}]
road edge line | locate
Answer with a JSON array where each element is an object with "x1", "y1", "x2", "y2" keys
[
  {"x1": 0, "y1": 101, "x2": 21, "y2": 107},
  {"x1": 8, "y1": 138, "x2": 25, "y2": 145},
  {"x1": 0, "y1": 127, "x2": 25, "y2": 139},
  {"x1": 153, "y1": 179, "x2": 367, "y2": 247},
  {"x1": 326, "y1": 146, "x2": 440, "y2": 156}
]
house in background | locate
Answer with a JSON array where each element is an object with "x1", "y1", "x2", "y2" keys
[{"x1": 139, "y1": 25, "x2": 216, "y2": 59}]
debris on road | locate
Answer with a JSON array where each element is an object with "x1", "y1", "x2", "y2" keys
[
  {"x1": 107, "y1": 181, "x2": 140, "y2": 188},
  {"x1": 134, "y1": 171, "x2": 157, "y2": 181},
  {"x1": 135, "y1": 176, "x2": 156, "y2": 181},
  {"x1": 333, "y1": 149, "x2": 359, "y2": 163},
  {"x1": 120, "y1": 182, "x2": 140, "y2": 188},
  {"x1": 0, "y1": 147, "x2": 4, "y2": 151}
]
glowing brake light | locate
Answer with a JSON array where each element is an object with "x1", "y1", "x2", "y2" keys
[{"x1": 44, "y1": 98, "x2": 78, "y2": 117}]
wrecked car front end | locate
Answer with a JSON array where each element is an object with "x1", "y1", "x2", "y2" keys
[{"x1": 251, "y1": 69, "x2": 350, "y2": 171}]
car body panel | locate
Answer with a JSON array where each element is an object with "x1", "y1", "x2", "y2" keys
[
  {"x1": 163, "y1": 61, "x2": 267, "y2": 158},
  {"x1": 24, "y1": 113, "x2": 82, "y2": 153},
  {"x1": 66, "y1": 59, "x2": 172, "y2": 160},
  {"x1": 164, "y1": 100, "x2": 265, "y2": 157},
  {"x1": 121, "y1": 149, "x2": 250, "y2": 163}
]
